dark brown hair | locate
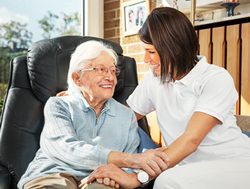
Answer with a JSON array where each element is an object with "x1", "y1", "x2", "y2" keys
[{"x1": 139, "y1": 7, "x2": 199, "y2": 82}]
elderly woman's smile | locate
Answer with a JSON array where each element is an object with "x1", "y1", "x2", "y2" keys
[{"x1": 99, "y1": 83, "x2": 114, "y2": 89}]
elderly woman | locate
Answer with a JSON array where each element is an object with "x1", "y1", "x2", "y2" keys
[{"x1": 18, "y1": 40, "x2": 168, "y2": 189}]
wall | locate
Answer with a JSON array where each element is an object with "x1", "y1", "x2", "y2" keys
[
  {"x1": 104, "y1": 0, "x2": 120, "y2": 44},
  {"x1": 85, "y1": 0, "x2": 104, "y2": 37}
]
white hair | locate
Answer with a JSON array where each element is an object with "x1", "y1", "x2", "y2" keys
[{"x1": 67, "y1": 40, "x2": 118, "y2": 94}]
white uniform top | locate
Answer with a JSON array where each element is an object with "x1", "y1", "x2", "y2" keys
[{"x1": 127, "y1": 56, "x2": 250, "y2": 164}]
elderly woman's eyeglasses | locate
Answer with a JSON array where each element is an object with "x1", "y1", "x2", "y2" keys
[{"x1": 81, "y1": 65, "x2": 120, "y2": 76}]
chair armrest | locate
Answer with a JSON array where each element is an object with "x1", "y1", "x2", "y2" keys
[{"x1": 0, "y1": 165, "x2": 11, "y2": 189}]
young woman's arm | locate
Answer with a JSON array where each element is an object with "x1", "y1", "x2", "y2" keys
[{"x1": 163, "y1": 111, "x2": 220, "y2": 167}]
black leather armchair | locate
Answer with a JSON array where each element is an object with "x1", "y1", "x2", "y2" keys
[{"x1": 0, "y1": 36, "x2": 150, "y2": 189}]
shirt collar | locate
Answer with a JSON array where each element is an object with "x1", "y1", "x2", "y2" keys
[
  {"x1": 175, "y1": 56, "x2": 209, "y2": 86},
  {"x1": 75, "y1": 93, "x2": 116, "y2": 116}
]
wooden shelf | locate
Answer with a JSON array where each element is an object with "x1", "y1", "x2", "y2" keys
[
  {"x1": 194, "y1": 13, "x2": 250, "y2": 29},
  {"x1": 180, "y1": 0, "x2": 223, "y2": 14},
  {"x1": 179, "y1": 0, "x2": 250, "y2": 14}
]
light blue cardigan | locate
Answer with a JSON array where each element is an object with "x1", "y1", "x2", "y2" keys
[{"x1": 18, "y1": 94, "x2": 140, "y2": 188}]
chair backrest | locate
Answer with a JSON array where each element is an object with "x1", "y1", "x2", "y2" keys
[{"x1": 0, "y1": 36, "x2": 149, "y2": 188}]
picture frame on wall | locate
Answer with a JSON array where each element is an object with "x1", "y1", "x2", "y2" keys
[{"x1": 122, "y1": 0, "x2": 150, "y2": 36}]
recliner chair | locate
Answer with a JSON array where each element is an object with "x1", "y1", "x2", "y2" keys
[{"x1": 0, "y1": 36, "x2": 151, "y2": 189}]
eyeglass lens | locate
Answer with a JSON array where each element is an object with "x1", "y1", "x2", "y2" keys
[{"x1": 94, "y1": 66, "x2": 120, "y2": 76}]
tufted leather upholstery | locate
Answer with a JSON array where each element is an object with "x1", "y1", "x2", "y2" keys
[{"x1": 0, "y1": 36, "x2": 150, "y2": 189}]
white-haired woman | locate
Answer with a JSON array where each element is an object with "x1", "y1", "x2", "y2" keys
[{"x1": 18, "y1": 40, "x2": 169, "y2": 189}]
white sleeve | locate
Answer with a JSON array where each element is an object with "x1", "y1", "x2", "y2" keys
[
  {"x1": 194, "y1": 70, "x2": 238, "y2": 123},
  {"x1": 127, "y1": 72, "x2": 155, "y2": 115}
]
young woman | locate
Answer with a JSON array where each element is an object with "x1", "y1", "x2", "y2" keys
[{"x1": 87, "y1": 7, "x2": 250, "y2": 189}]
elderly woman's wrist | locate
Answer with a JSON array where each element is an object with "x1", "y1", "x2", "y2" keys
[
  {"x1": 108, "y1": 151, "x2": 132, "y2": 168},
  {"x1": 123, "y1": 153, "x2": 139, "y2": 168}
]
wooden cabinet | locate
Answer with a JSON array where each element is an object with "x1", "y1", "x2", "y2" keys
[
  {"x1": 196, "y1": 16, "x2": 250, "y2": 115},
  {"x1": 212, "y1": 26, "x2": 225, "y2": 68},
  {"x1": 241, "y1": 23, "x2": 250, "y2": 115},
  {"x1": 199, "y1": 28, "x2": 212, "y2": 63}
]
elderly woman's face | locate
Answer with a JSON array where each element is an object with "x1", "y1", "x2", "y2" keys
[{"x1": 79, "y1": 51, "x2": 117, "y2": 101}]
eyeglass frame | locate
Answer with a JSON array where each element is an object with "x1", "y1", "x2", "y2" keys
[{"x1": 80, "y1": 65, "x2": 121, "y2": 77}]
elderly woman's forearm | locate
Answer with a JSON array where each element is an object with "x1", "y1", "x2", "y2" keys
[{"x1": 107, "y1": 151, "x2": 133, "y2": 167}]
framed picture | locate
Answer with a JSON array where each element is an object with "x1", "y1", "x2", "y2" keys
[{"x1": 122, "y1": 0, "x2": 150, "y2": 36}]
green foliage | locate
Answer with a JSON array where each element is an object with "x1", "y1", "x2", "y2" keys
[
  {"x1": 0, "y1": 83, "x2": 7, "y2": 115},
  {"x1": 0, "y1": 79, "x2": 8, "y2": 100},
  {"x1": 0, "y1": 10, "x2": 81, "y2": 116},
  {"x1": 0, "y1": 48, "x2": 12, "y2": 85},
  {"x1": 38, "y1": 11, "x2": 59, "y2": 39},
  {"x1": 0, "y1": 98, "x2": 3, "y2": 115},
  {"x1": 38, "y1": 11, "x2": 81, "y2": 39},
  {"x1": 58, "y1": 12, "x2": 80, "y2": 35},
  {"x1": 0, "y1": 20, "x2": 29, "y2": 86},
  {"x1": 0, "y1": 49, "x2": 26, "y2": 114},
  {"x1": 0, "y1": 20, "x2": 29, "y2": 115},
  {"x1": 0, "y1": 21, "x2": 33, "y2": 49},
  {"x1": 0, "y1": 47, "x2": 26, "y2": 83}
]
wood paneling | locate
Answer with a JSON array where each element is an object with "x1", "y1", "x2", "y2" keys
[
  {"x1": 199, "y1": 29, "x2": 212, "y2": 63},
  {"x1": 212, "y1": 27, "x2": 225, "y2": 67},
  {"x1": 226, "y1": 24, "x2": 241, "y2": 114},
  {"x1": 198, "y1": 20, "x2": 250, "y2": 116},
  {"x1": 241, "y1": 23, "x2": 250, "y2": 115}
]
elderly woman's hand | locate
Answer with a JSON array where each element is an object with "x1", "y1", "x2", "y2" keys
[
  {"x1": 126, "y1": 147, "x2": 170, "y2": 177},
  {"x1": 79, "y1": 177, "x2": 120, "y2": 189},
  {"x1": 96, "y1": 178, "x2": 120, "y2": 188},
  {"x1": 86, "y1": 164, "x2": 140, "y2": 189}
]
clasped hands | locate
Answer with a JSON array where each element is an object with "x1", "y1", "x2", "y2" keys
[
  {"x1": 127, "y1": 147, "x2": 170, "y2": 177},
  {"x1": 81, "y1": 147, "x2": 170, "y2": 189}
]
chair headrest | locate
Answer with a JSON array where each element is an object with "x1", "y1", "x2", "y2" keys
[{"x1": 27, "y1": 35, "x2": 124, "y2": 102}]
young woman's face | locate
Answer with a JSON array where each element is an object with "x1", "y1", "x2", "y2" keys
[{"x1": 142, "y1": 42, "x2": 161, "y2": 76}]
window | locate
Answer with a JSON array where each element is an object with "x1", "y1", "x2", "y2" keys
[{"x1": 0, "y1": 0, "x2": 83, "y2": 109}]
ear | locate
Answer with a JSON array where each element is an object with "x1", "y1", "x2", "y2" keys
[{"x1": 72, "y1": 72, "x2": 82, "y2": 86}]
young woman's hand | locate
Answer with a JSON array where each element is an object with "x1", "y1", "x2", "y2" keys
[
  {"x1": 126, "y1": 147, "x2": 170, "y2": 177},
  {"x1": 56, "y1": 90, "x2": 69, "y2": 97}
]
